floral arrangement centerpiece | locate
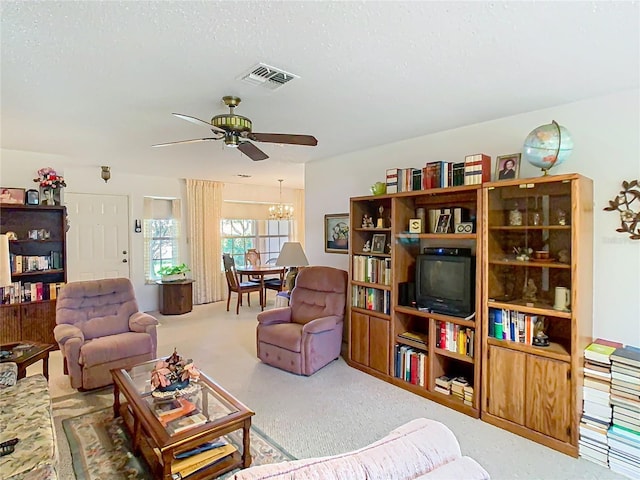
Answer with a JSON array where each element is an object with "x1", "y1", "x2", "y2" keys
[
  {"x1": 34, "y1": 167, "x2": 67, "y2": 205},
  {"x1": 150, "y1": 348, "x2": 200, "y2": 392}
]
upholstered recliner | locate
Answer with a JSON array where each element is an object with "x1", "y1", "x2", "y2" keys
[
  {"x1": 256, "y1": 266, "x2": 347, "y2": 376},
  {"x1": 54, "y1": 278, "x2": 158, "y2": 390}
]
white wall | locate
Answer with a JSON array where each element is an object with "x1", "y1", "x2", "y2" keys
[
  {"x1": 305, "y1": 89, "x2": 640, "y2": 345},
  {"x1": 0, "y1": 150, "x2": 298, "y2": 312}
]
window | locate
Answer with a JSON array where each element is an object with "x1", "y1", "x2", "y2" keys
[
  {"x1": 144, "y1": 198, "x2": 182, "y2": 282},
  {"x1": 221, "y1": 219, "x2": 290, "y2": 267}
]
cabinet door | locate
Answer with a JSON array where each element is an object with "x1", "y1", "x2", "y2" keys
[
  {"x1": 21, "y1": 301, "x2": 57, "y2": 345},
  {"x1": 369, "y1": 316, "x2": 389, "y2": 375},
  {"x1": 351, "y1": 311, "x2": 369, "y2": 366},
  {"x1": 525, "y1": 355, "x2": 571, "y2": 443},
  {"x1": 487, "y1": 346, "x2": 526, "y2": 425},
  {"x1": 0, "y1": 306, "x2": 21, "y2": 343}
]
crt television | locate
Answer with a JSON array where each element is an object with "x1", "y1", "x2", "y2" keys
[{"x1": 415, "y1": 248, "x2": 476, "y2": 318}]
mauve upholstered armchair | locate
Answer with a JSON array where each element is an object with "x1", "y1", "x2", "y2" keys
[
  {"x1": 54, "y1": 278, "x2": 158, "y2": 390},
  {"x1": 256, "y1": 266, "x2": 348, "y2": 376}
]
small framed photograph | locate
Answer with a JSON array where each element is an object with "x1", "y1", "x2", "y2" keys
[
  {"x1": 371, "y1": 234, "x2": 386, "y2": 253},
  {"x1": 0, "y1": 187, "x2": 25, "y2": 205},
  {"x1": 495, "y1": 153, "x2": 521, "y2": 181},
  {"x1": 325, "y1": 213, "x2": 349, "y2": 254},
  {"x1": 435, "y1": 213, "x2": 451, "y2": 233}
]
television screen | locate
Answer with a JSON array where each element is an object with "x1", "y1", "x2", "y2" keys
[{"x1": 415, "y1": 253, "x2": 475, "y2": 317}]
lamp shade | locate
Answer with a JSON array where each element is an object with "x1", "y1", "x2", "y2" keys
[
  {"x1": 275, "y1": 242, "x2": 309, "y2": 267},
  {"x1": 0, "y1": 234, "x2": 12, "y2": 287}
]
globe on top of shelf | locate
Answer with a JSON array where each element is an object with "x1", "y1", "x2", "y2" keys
[{"x1": 522, "y1": 120, "x2": 573, "y2": 175}]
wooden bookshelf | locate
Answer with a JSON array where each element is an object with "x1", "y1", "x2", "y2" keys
[
  {"x1": 480, "y1": 173, "x2": 593, "y2": 457},
  {"x1": 347, "y1": 185, "x2": 482, "y2": 418}
]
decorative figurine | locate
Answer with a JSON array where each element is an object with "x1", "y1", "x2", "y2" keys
[
  {"x1": 556, "y1": 209, "x2": 567, "y2": 225},
  {"x1": 376, "y1": 205, "x2": 385, "y2": 228},
  {"x1": 362, "y1": 214, "x2": 371, "y2": 228},
  {"x1": 532, "y1": 317, "x2": 550, "y2": 347},
  {"x1": 362, "y1": 240, "x2": 371, "y2": 252},
  {"x1": 557, "y1": 249, "x2": 570, "y2": 264},
  {"x1": 522, "y1": 278, "x2": 538, "y2": 303}
]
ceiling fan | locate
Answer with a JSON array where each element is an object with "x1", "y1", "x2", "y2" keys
[{"x1": 152, "y1": 95, "x2": 318, "y2": 161}]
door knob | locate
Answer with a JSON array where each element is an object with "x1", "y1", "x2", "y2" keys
[
  {"x1": 122, "y1": 250, "x2": 127, "y2": 254},
  {"x1": 122, "y1": 259, "x2": 128, "y2": 263}
]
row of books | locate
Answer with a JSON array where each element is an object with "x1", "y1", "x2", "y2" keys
[
  {"x1": 10, "y1": 251, "x2": 63, "y2": 273},
  {"x1": 352, "y1": 255, "x2": 391, "y2": 285},
  {"x1": 0, "y1": 281, "x2": 65, "y2": 304},
  {"x1": 488, "y1": 308, "x2": 539, "y2": 345},
  {"x1": 579, "y1": 339, "x2": 640, "y2": 477},
  {"x1": 394, "y1": 344, "x2": 428, "y2": 386},
  {"x1": 608, "y1": 344, "x2": 640, "y2": 478},
  {"x1": 435, "y1": 321, "x2": 475, "y2": 358},
  {"x1": 434, "y1": 375, "x2": 474, "y2": 405},
  {"x1": 384, "y1": 154, "x2": 491, "y2": 193},
  {"x1": 169, "y1": 439, "x2": 237, "y2": 479},
  {"x1": 351, "y1": 285, "x2": 391, "y2": 315}
]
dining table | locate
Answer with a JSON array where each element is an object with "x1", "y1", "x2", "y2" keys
[{"x1": 235, "y1": 264, "x2": 286, "y2": 309}]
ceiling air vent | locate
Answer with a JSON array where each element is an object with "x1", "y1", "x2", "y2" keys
[{"x1": 239, "y1": 63, "x2": 299, "y2": 90}]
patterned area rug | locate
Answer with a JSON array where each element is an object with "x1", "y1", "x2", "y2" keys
[{"x1": 62, "y1": 407, "x2": 294, "y2": 479}]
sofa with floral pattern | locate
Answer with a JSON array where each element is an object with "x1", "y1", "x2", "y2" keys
[{"x1": 0, "y1": 362, "x2": 58, "y2": 480}]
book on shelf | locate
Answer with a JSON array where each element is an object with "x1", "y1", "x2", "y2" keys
[
  {"x1": 463, "y1": 154, "x2": 491, "y2": 185},
  {"x1": 166, "y1": 412, "x2": 208, "y2": 435},
  {"x1": 398, "y1": 331, "x2": 427, "y2": 345},
  {"x1": 385, "y1": 168, "x2": 400, "y2": 194},
  {"x1": 435, "y1": 375, "x2": 452, "y2": 390},
  {"x1": 171, "y1": 444, "x2": 237, "y2": 478}
]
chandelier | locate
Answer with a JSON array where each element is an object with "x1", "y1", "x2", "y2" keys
[{"x1": 269, "y1": 179, "x2": 294, "y2": 220}]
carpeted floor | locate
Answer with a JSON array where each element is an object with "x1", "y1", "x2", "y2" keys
[{"x1": 36, "y1": 295, "x2": 627, "y2": 480}]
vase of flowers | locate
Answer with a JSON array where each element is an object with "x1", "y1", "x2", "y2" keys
[
  {"x1": 150, "y1": 348, "x2": 200, "y2": 392},
  {"x1": 34, "y1": 167, "x2": 66, "y2": 206}
]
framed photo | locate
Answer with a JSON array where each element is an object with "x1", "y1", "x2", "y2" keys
[
  {"x1": 371, "y1": 234, "x2": 386, "y2": 253},
  {"x1": 0, "y1": 187, "x2": 25, "y2": 205},
  {"x1": 325, "y1": 213, "x2": 349, "y2": 254},
  {"x1": 435, "y1": 213, "x2": 451, "y2": 233},
  {"x1": 495, "y1": 153, "x2": 521, "y2": 181}
]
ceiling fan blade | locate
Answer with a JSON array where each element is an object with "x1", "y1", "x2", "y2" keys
[
  {"x1": 247, "y1": 132, "x2": 318, "y2": 146},
  {"x1": 238, "y1": 141, "x2": 269, "y2": 161},
  {"x1": 172, "y1": 113, "x2": 225, "y2": 133},
  {"x1": 151, "y1": 138, "x2": 219, "y2": 147}
]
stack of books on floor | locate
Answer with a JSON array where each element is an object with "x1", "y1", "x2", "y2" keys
[
  {"x1": 170, "y1": 440, "x2": 237, "y2": 479},
  {"x1": 579, "y1": 338, "x2": 619, "y2": 467},
  {"x1": 607, "y1": 345, "x2": 640, "y2": 478}
]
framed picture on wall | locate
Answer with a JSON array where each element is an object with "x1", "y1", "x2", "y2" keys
[{"x1": 325, "y1": 213, "x2": 349, "y2": 254}]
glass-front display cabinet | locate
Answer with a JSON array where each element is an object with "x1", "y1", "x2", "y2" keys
[{"x1": 481, "y1": 173, "x2": 593, "y2": 457}]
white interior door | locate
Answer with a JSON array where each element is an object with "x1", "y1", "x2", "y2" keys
[{"x1": 65, "y1": 193, "x2": 130, "y2": 281}]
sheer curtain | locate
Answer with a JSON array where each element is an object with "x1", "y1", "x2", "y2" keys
[
  {"x1": 186, "y1": 179, "x2": 224, "y2": 304},
  {"x1": 293, "y1": 187, "x2": 305, "y2": 247}
]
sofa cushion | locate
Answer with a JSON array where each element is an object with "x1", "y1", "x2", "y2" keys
[
  {"x1": 79, "y1": 331, "x2": 153, "y2": 367},
  {"x1": 0, "y1": 362, "x2": 18, "y2": 388},
  {"x1": 231, "y1": 418, "x2": 469, "y2": 480},
  {"x1": 259, "y1": 324, "x2": 303, "y2": 352},
  {"x1": 0, "y1": 375, "x2": 56, "y2": 479}
]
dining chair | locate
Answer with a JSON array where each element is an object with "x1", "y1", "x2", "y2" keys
[
  {"x1": 222, "y1": 254, "x2": 263, "y2": 314},
  {"x1": 246, "y1": 249, "x2": 284, "y2": 294}
]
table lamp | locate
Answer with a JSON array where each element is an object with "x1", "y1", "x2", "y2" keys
[{"x1": 275, "y1": 242, "x2": 309, "y2": 291}]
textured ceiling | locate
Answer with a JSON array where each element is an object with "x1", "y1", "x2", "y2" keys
[{"x1": 1, "y1": 1, "x2": 638, "y2": 189}]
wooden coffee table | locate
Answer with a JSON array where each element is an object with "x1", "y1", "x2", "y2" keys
[
  {"x1": 0, "y1": 342, "x2": 54, "y2": 379},
  {"x1": 112, "y1": 360, "x2": 255, "y2": 480}
]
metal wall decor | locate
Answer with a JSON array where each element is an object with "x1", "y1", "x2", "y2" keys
[{"x1": 604, "y1": 179, "x2": 640, "y2": 240}]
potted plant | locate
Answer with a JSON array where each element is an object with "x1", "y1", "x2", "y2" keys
[{"x1": 157, "y1": 263, "x2": 190, "y2": 282}]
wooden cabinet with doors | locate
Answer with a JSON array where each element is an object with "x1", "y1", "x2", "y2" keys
[
  {"x1": 481, "y1": 173, "x2": 593, "y2": 456},
  {"x1": 0, "y1": 205, "x2": 67, "y2": 346}
]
